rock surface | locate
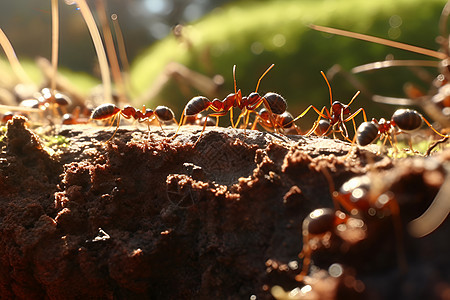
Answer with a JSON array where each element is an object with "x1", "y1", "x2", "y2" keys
[{"x1": 0, "y1": 116, "x2": 448, "y2": 299}]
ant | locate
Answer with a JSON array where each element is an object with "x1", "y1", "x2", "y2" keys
[
  {"x1": 291, "y1": 71, "x2": 367, "y2": 142},
  {"x1": 296, "y1": 170, "x2": 405, "y2": 282},
  {"x1": 295, "y1": 207, "x2": 354, "y2": 282},
  {"x1": 91, "y1": 103, "x2": 176, "y2": 142},
  {"x1": 309, "y1": 20, "x2": 450, "y2": 130},
  {"x1": 356, "y1": 108, "x2": 449, "y2": 151},
  {"x1": 174, "y1": 64, "x2": 286, "y2": 145},
  {"x1": 251, "y1": 107, "x2": 300, "y2": 134},
  {"x1": 62, "y1": 106, "x2": 92, "y2": 125}
]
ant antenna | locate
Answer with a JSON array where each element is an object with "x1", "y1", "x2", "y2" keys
[
  {"x1": 233, "y1": 64, "x2": 237, "y2": 95},
  {"x1": 96, "y1": 0, "x2": 126, "y2": 104},
  {"x1": 0, "y1": 28, "x2": 33, "y2": 85},
  {"x1": 310, "y1": 24, "x2": 447, "y2": 60},
  {"x1": 50, "y1": 0, "x2": 59, "y2": 93},
  {"x1": 320, "y1": 71, "x2": 333, "y2": 107},
  {"x1": 255, "y1": 64, "x2": 274, "y2": 93},
  {"x1": 347, "y1": 90, "x2": 361, "y2": 107},
  {"x1": 71, "y1": 0, "x2": 112, "y2": 103}
]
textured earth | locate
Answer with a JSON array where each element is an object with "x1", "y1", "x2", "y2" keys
[{"x1": 0, "y1": 116, "x2": 449, "y2": 299}]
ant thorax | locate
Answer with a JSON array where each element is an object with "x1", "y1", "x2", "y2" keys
[
  {"x1": 376, "y1": 118, "x2": 392, "y2": 134},
  {"x1": 121, "y1": 105, "x2": 137, "y2": 118},
  {"x1": 331, "y1": 101, "x2": 350, "y2": 121}
]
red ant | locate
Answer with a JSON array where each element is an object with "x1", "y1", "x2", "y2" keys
[
  {"x1": 174, "y1": 64, "x2": 286, "y2": 145},
  {"x1": 62, "y1": 106, "x2": 92, "y2": 125},
  {"x1": 251, "y1": 107, "x2": 300, "y2": 134},
  {"x1": 309, "y1": 22, "x2": 450, "y2": 129},
  {"x1": 356, "y1": 108, "x2": 449, "y2": 150},
  {"x1": 295, "y1": 207, "x2": 354, "y2": 282},
  {"x1": 18, "y1": 88, "x2": 72, "y2": 118},
  {"x1": 91, "y1": 103, "x2": 176, "y2": 142},
  {"x1": 296, "y1": 171, "x2": 405, "y2": 282},
  {"x1": 292, "y1": 71, "x2": 367, "y2": 142}
]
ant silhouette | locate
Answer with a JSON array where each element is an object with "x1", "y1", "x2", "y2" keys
[
  {"x1": 251, "y1": 107, "x2": 300, "y2": 134},
  {"x1": 174, "y1": 64, "x2": 287, "y2": 146},
  {"x1": 309, "y1": 20, "x2": 450, "y2": 129},
  {"x1": 91, "y1": 103, "x2": 176, "y2": 142},
  {"x1": 296, "y1": 169, "x2": 406, "y2": 282},
  {"x1": 291, "y1": 71, "x2": 367, "y2": 141},
  {"x1": 356, "y1": 108, "x2": 449, "y2": 152}
]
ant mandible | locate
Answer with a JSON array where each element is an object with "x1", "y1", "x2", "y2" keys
[
  {"x1": 356, "y1": 108, "x2": 450, "y2": 150},
  {"x1": 91, "y1": 103, "x2": 176, "y2": 142},
  {"x1": 291, "y1": 71, "x2": 367, "y2": 142}
]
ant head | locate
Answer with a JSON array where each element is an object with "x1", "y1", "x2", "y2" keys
[{"x1": 331, "y1": 100, "x2": 344, "y2": 112}]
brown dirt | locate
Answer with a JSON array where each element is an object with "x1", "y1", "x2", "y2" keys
[{"x1": 0, "y1": 116, "x2": 448, "y2": 299}]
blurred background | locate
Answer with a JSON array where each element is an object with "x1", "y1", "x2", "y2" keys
[{"x1": 0, "y1": 0, "x2": 448, "y2": 128}]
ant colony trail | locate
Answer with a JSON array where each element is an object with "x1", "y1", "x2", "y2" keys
[{"x1": 0, "y1": 0, "x2": 449, "y2": 300}]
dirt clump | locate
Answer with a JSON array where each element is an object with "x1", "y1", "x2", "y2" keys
[{"x1": 0, "y1": 116, "x2": 448, "y2": 299}]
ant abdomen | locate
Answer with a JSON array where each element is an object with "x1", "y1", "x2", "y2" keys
[
  {"x1": 356, "y1": 121, "x2": 379, "y2": 146},
  {"x1": 279, "y1": 111, "x2": 295, "y2": 128},
  {"x1": 263, "y1": 92, "x2": 287, "y2": 114},
  {"x1": 184, "y1": 96, "x2": 210, "y2": 116},
  {"x1": 91, "y1": 103, "x2": 120, "y2": 120},
  {"x1": 392, "y1": 109, "x2": 423, "y2": 131},
  {"x1": 41, "y1": 88, "x2": 72, "y2": 107},
  {"x1": 302, "y1": 208, "x2": 336, "y2": 235},
  {"x1": 155, "y1": 105, "x2": 175, "y2": 122},
  {"x1": 315, "y1": 119, "x2": 331, "y2": 136}
]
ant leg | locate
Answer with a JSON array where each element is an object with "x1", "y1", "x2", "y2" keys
[
  {"x1": 171, "y1": 109, "x2": 188, "y2": 140},
  {"x1": 251, "y1": 114, "x2": 262, "y2": 131},
  {"x1": 420, "y1": 115, "x2": 450, "y2": 138},
  {"x1": 259, "y1": 97, "x2": 278, "y2": 133},
  {"x1": 104, "y1": 113, "x2": 121, "y2": 143},
  {"x1": 426, "y1": 136, "x2": 449, "y2": 156},
  {"x1": 304, "y1": 106, "x2": 330, "y2": 136},
  {"x1": 292, "y1": 105, "x2": 329, "y2": 124},
  {"x1": 192, "y1": 110, "x2": 228, "y2": 147},
  {"x1": 343, "y1": 107, "x2": 367, "y2": 135},
  {"x1": 295, "y1": 238, "x2": 311, "y2": 282},
  {"x1": 192, "y1": 120, "x2": 209, "y2": 148},
  {"x1": 229, "y1": 107, "x2": 236, "y2": 128}
]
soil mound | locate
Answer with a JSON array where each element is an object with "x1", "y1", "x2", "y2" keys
[{"x1": 0, "y1": 116, "x2": 448, "y2": 299}]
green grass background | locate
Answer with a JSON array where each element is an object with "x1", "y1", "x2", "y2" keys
[{"x1": 130, "y1": 0, "x2": 447, "y2": 128}]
